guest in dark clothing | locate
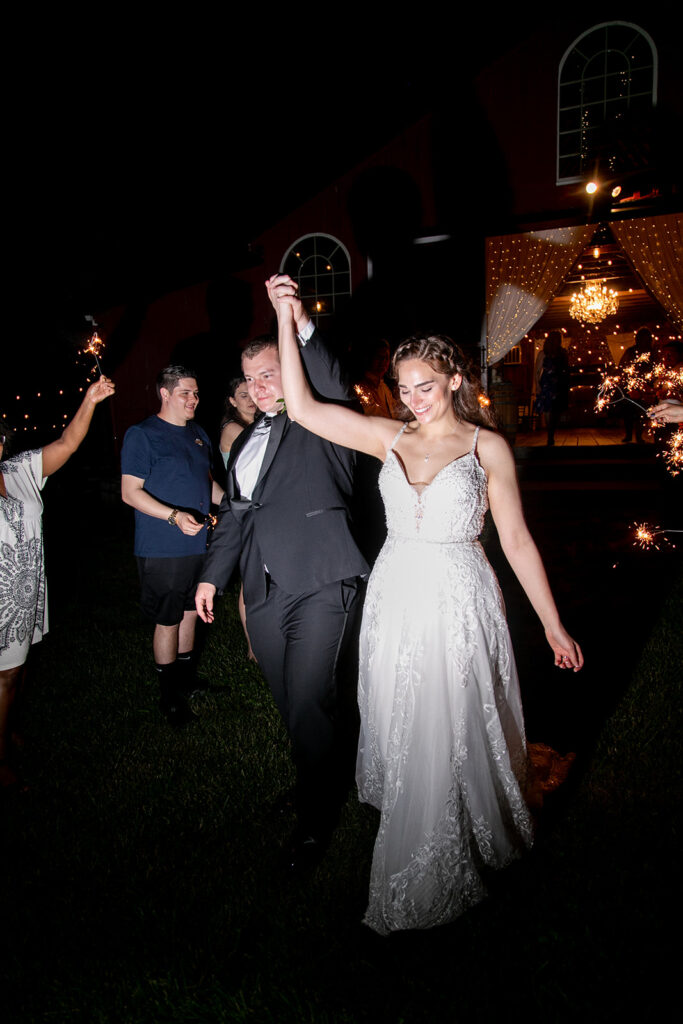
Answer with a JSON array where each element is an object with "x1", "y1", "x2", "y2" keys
[{"x1": 535, "y1": 331, "x2": 569, "y2": 446}]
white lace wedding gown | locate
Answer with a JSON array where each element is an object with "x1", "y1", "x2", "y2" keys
[{"x1": 356, "y1": 425, "x2": 534, "y2": 934}]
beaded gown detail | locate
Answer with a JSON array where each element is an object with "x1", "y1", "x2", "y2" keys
[{"x1": 356, "y1": 426, "x2": 533, "y2": 934}]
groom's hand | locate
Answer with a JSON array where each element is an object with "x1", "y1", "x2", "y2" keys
[
  {"x1": 195, "y1": 582, "x2": 217, "y2": 624},
  {"x1": 266, "y1": 274, "x2": 310, "y2": 335}
]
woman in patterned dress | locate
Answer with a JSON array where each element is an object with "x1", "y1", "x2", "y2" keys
[{"x1": 0, "y1": 377, "x2": 114, "y2": 789}]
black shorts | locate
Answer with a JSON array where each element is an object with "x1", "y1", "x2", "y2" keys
[{"x1": 137, "y1": 555, "x2": 205, "y2": 626}]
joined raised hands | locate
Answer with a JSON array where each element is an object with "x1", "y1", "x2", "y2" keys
[{"x1": 266, "y1": 275, "x2": 309, "y2": 333}]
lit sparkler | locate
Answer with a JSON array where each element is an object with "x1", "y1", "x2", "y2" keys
[
  {"x1": 660, "y1": 428, "x2": 683, "y2": 476},
  {"x1": 83, "y1": 331, "x2": 105, "y2": 376},
  {"x1": 354, "y1": 384, "x2": 373, "y2": 407},
  {"x1": 595, "y1": 376, "x2": 649, "y2": 415},
  {"x1": 632, "y1": 522, "x2": 682, "y2": 550},
  {"x1": 595, "y1": 357, "x2": 683, "y2": 477}
]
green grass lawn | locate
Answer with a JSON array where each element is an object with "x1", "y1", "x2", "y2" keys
[{"x1": 2, "y1": 488, "x2": 681, "y2": 1023}]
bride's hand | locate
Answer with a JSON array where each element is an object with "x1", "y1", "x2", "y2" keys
[
  {"x1": 545, "y1": 625, "x2": 584, "y2": 671},
  {"x1": 265, "y1": 275, "x2": 308, "y2": 332}
]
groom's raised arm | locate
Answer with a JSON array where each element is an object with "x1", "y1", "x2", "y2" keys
[{"x1": 266, "y1": 274, "x2": 351, "y2": 403}]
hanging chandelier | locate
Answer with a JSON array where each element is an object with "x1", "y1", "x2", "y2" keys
[{"x1": 569, "y1": 279, "x2": 619, "y2": 325}]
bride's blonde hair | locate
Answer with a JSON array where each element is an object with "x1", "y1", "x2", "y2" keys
[{"x1": 391, "y1": 334, "x2": 497, "y2": 429}]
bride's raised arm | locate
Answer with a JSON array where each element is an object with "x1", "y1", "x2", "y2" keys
[{"x1": 269, "y1": 276, "x2": 398, "y2": 462}]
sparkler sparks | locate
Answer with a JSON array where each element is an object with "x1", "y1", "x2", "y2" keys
[
  {"x1": 595, "y1": 357, "x2": 683, "y2": 477},
  {"x1": 632, "y1": 522, "x2": 682, "y2": 550},
  {"x1": 83, "y1": 331, "x2": 105, "y2": 376},
  {"x1": 660, "y1": 428, "x2": 683, "y2": 476},
  {"x1": 595, "y1": 376, "x2": 649, "y2": 415},
  {"x1": 354, "y1": 384, "x2": 373, "y2": 407},
  {"x1": 478, "y1": 394, "x2": 491, "y2": 407}
]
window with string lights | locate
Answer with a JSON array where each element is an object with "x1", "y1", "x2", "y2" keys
[
  {"x1": 280, "y1": 233, "x2": 352, "y2": 325},
  {"x1": 557, "y1": 22, "x2": 657, "y2": 185}
]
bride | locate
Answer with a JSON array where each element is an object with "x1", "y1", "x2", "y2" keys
[{"x1": 269, "y1": 277, "x2": 583, "y2": 934}]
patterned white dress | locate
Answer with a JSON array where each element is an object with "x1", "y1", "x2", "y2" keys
[
  {"x1": 356, "y1": 425, "x2": 533, "y2": 934},
  {"x1": 0, "y1": 450, "x2": 48, "y2": 670}
]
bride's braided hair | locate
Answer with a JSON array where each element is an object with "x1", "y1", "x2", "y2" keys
[{"x1": 391, "y1": 335, "x2": 497, "y2": 429}]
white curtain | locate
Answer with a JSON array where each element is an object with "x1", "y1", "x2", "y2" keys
[
  {"x1": 486, "y1": 226, "x2": 594, "y2": 365},
  {"x1": 609, "y1": 214, "x2": 683, "y2": 332}
]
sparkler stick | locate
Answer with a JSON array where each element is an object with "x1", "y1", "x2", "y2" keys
[{"x1": 595, "y1": 377, "x2": 649, "y2": 414}]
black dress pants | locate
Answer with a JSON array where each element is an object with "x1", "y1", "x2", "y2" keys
[{"x1": 246, "y1": 574, "x2": 364, "y2": 839}]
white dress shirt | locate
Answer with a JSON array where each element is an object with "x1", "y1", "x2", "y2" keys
[{"x1": 235, "y1": 320, "x2": 315, "y2": 500}]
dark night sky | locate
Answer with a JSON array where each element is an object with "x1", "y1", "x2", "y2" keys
[
  {"x1": 10, "y1": 9, "x2": 649, "y2": 405},
  {"x1": 11, "y1": 15, "x2": 553, "y2": 312}
]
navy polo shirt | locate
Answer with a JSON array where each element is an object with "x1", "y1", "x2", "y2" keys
[{"x1": 121, "y1": 415, "x2": 212, "y2": 557}]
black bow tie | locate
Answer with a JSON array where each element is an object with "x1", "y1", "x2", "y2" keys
[{"x1": 253, "y1": 414, "x2": 273, "y2": 435}]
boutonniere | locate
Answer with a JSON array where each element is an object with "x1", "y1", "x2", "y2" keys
[{"x1": 194, "y1": 438, "x2": 204, "y2": 446}]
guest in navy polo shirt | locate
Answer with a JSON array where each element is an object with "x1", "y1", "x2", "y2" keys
[{"x1": 121, "y1": 365, "x2": 224, "y2": 724}]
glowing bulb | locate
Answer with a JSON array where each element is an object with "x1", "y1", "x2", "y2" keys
[{"x1": 586, "y1": 181, "x2": 598, "y2": 195}]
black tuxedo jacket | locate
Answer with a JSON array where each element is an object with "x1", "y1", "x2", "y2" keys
[{"x1": 202, "y1": 330, "x2": 369, "y2": 605}]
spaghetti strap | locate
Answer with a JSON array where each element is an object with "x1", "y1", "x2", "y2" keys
[
  {"x1": 389, "y1": 422, "x2": 409, "y2": 451},
  {"x1": 470, "y1": 426, "x2": 480, "y2": 454}
]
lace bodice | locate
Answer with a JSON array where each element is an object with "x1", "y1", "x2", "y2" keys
[{"x1": 379, "y1": 426, "x2": 488, "y2": 543}]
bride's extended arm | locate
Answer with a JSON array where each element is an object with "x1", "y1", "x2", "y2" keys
[
  {"x1": 479, "y1": 431, "x2": 584, "y2": 671},
  {"x1": 272, "y1": 282, "x2": 396, "y2": 462}
]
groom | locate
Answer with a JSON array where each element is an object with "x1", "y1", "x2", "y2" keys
[{"x1": 195, "y1": 276, "x2": 368, "y2": 868}]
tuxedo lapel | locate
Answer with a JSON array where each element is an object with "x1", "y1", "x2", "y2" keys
[{"x1": 254, "y1": 413, "x2": 287, "y2": 494}]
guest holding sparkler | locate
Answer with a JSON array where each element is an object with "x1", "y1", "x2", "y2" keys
[
  {"x1": 649, "y1": 399, "x2": 683, "y2": 424},
  {"x1": 0, "y1": 377, "x2": 115, "y2": 789},
  {"x1": 353, "y1": 339, "x2": 399, "y2": 419}
]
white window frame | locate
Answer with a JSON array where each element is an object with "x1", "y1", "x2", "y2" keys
[
  {"x1": 280, "y1": 233, "x2": 352, "y2": 324},
  {"x1": 556, "y1": 22, "x2": 657, "y2": 185}
]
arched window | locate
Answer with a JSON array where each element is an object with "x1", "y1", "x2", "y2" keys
[
  {"x1": 557, "y1": 22, "x2": 657, "y2": 184},
  {"x1": 280, "y1": 233, "x2": 352, "y2": 324}
]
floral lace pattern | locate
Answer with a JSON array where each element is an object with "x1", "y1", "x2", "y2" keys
[
  {"x1": 0, "y1": 450, "x2": 47, "y2": 666},
  {"x1": 356, "y1": 427, "x2": 533, "y2": 935}
]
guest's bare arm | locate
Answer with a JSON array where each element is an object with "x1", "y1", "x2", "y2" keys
[
  {"x1": 121, "y1": 475, "x2": 204, "y2": 536},
  {"x1": 41, "y1": 377, "x2": 115, "y2": 476},
  {"x1": 211, "y1": 477, "x2": 225, "y2": 505},
  {"x1": 219, "y1": 421, "x2": 243, "y2": 454},
  {"x1": 479, "y1": 430, "x2": 583, "y2": 671},
  {"x1": 271, "y1": 282, "x2": 397, "y2": 462}
]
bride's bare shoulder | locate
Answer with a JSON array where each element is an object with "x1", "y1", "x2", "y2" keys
[{"x1": 475, "y1": 427, "x2": 513, "y2": 470}]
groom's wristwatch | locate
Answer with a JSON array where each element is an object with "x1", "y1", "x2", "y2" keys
[{"x1": 168, "y1": 508, "x2": 179, "y2": 526}]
